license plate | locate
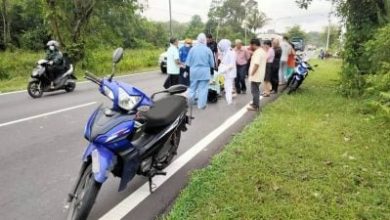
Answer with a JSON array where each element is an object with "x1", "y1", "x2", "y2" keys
[{"x1": 91, "y1": 149, "x2": 100, "y2": 173}]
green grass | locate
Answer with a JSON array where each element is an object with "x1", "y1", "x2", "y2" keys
[
  {"x1": 165, "y1": 59, "x2": 390, "y2": 220},
  {"x1": 0, "y1": 49, "x2": 163, "y2": 93}
]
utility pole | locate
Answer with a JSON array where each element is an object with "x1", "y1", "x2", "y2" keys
[
  {"x1": 169, "y1": 0, "x2": 172, "y2": 37},
  {"x1": 326, "y1": 3, "x2": 333, "y2": 51},
  {"x1": 210, "y1": 0, "x2": 222, "y2": 40}
]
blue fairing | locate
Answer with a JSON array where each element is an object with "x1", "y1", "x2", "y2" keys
[{"x1": 82, "y1": 143, "x2": 115, "y2": 183}]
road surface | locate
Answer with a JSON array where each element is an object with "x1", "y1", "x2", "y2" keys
[{"x1": 0, "y1": 70, "x2": 277, "y2": 220}]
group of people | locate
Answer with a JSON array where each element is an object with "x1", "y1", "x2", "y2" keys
[{"x1": 165, "y1": 33, "x2": 297, "y2": 111}]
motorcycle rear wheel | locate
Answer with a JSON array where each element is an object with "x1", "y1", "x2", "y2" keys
[
  {"x1": 155, "y1": 129, "x2": 181, "y2": 170},
  {"x1": 27, "y1": 81, "x2": 43, "y2": 98},
  {"x1": 65, "y1": 82, "x2": 76, "y2": 92},
  {"x1": 67, "y1": 164, "x2": 101, "y2": 220}
]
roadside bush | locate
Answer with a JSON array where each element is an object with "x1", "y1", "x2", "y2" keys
[{"x1": 362, "y1": 24, "x2": 390, "y2": 120}]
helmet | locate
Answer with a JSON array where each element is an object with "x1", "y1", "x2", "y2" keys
[{"x1": 46, "y1": 40, "x2": 60, "y2": 50}]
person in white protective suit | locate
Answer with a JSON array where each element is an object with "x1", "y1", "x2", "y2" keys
[{"x1": 217, "y1": 39, "x2": 237, "y2": 105}]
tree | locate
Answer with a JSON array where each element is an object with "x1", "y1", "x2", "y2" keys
[
  {"x1": 246, "y1": 10, "x2": 268, "y2": 34},
  {"x1": 0, "y1": 0, "x2": 10, "y2": 49},
  {"x1": 206, "y1": 0, "x2": 266, "y2": 41},
  {"x1": 184, "y1": 15, "x2": 204, "y2": 39},
  {"x1": 285, "y1": 25, "x2": 307, "y2": 40}
]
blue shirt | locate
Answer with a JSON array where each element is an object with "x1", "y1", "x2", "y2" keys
[
  {"x1": 185, "y1": 44, "x2": 214, "y2": 81},
  {"x1": 179, "y1": 46, "x2": 191, "y2": 63}
]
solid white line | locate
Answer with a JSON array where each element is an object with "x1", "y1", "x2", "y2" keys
[
  {"x1": 0, "y1": 69, "x2": 159, "y2": 96},
  {"x1": 0, "y1": 102, "x2": 97, "y2": 128},
  {"x1": 99, "y1": 97, "x2": 263, "y2": 220}
]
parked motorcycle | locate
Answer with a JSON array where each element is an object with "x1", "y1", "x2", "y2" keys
[
  {"x1": 286, "y1": 55, "x2": 317, "y2": 94},
  {"x1": 65, "y1": 48, "x2": 191, "y2": 220},
  {"x1": 27, "y1": 55, "x2": 76, "y2": 98}
]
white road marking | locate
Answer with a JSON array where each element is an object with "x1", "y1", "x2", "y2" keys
[
  {"x1": 0, "y1": 69, "x2": 158, "y2": 96},
  {"x1": 99, "y1": 97, "x2": 263, "y2": 220},
  {"x1": 0, "y1": 102, "x2": 96, "y2": 128}
]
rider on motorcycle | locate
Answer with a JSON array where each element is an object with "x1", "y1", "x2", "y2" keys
[{"x1": 45, "y1": 40, "x2": 65, "y2": 88}]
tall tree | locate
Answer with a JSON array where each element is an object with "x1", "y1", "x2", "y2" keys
[
  {"x1": 285, "y1": 25, "x2": 307, "y2": 40},
  {"x1": 184, "y1": 15, "x2": 205, "y2": 39}
]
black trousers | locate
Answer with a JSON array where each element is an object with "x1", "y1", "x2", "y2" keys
[
  {"x1": 250, "y1": 82, "x2": 261, "y2": 108},
  {"x1": 235, "y1": 64, "x2": 247, "y2": 93},
  {"x1": 179, "y1": 67, "x2": 190, "y2": 86},
  {"x1": 164, "y1": 74, "x2": 179, "y2": 89},
  {"x1": 271, "y1": 65, "x2": 280, "y2": 92}
]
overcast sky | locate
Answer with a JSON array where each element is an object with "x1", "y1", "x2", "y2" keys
[{"x1": 142, "y1": 0, "x2": 338, "y2": 33}]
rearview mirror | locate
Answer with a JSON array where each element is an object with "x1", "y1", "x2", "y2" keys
[{"x1": 112, "y1": 48, "x2": 124, "y2": 64}]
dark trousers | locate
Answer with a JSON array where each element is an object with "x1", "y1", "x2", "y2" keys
[
  {"x1": 179, "y1": 67, "x2": 190, "y2": 86},
  {"x1": 250, "y1": 81, "x2": 261, "y2": 108},
  {"x1": 235, "y1": 64, "x2": 247, "y2": 93},
  {"x1": 271, "y1": 65, "x2": 280, "y2": 92},
  {"x1": 164, "y1": 74, "x2": 179, "y2": 89}
]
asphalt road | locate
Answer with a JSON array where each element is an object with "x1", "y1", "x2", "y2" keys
[{"x1": 0, "y1": 70, "x2": 277, "y2": 220}]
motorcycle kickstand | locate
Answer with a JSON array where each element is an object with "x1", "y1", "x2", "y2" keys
[{"x1": 148, "y1": 171, "x2": 167, "y2": 193}]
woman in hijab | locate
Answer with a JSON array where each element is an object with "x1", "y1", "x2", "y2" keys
[
  {"x1": 218, "y1": 39, "x2": 237, "y2": 105},
  {"x1": 186, "y1": 33, "x2": 215, "y2": 109}
]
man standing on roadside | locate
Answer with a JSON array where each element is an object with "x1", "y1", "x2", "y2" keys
[
  {"x1": 280, "y1": 36, "x2": 292, "y2": 84},
  {"x1": 164, "y1": 37, "x2": 181, "y2": 88},
  {"x1": 186, "y1": 33, "x2": 215, "y2": 110},
  {"x1": 247, "y1": 38, "x2": 267, "y2": 111},
  {"x1": 179, "y1": 38, "x2": 192, "y2": 86},
  {"x1": 234, "y1": 39, "x2": 250, "y2": 94},
  {"x1": 207, "y1": 34, "x2": 218, "y2": 75}
]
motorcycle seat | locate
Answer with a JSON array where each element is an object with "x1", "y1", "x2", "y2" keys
[{"x1": 143, "y1": 95, "x2": 187, "y2": 132}]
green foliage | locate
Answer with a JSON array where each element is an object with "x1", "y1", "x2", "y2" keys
[
  {"x1": 286, "y1": 25, "x2": 307, "y2": 41},
  {"x1": 206, "y1": 0, "x2": 266, "y2": 42},
  {"x1": 184, "y1": 15, "x2": 205, "y2": 39},
  {"x1": 165, "y1": 59, "x2": 390, "y2": 219},
  {"x1": 362, "y1": 24, "x2": 390, "y2": 119}
]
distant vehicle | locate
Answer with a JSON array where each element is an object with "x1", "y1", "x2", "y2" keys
[
  {"x1": 291, "y1": 37, "x2": 305, "y2": 51},
  {"x1": 158, "y1": 40, "x2": 198, "y2": 74},
  {"x1": 27, "y1": 55, "x2": 76, "y2": 98}
]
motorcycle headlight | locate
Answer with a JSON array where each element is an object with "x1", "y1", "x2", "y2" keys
[
  {"x1": 118, "y1": 87, "x2": 140, "y2": 111},
  {"x1": 103, "y1": 86, "x2": 114, "y2": 100},
  {"x1": 32, "y1": 69, "x2": 39, "y2": 76}
]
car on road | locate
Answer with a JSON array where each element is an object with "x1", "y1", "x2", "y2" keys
[
  {"x1": 291, "y1": 37, "x2": 305, "y2": 51},
  {"x1": 158, "y1": 40, "x2": 198, "y2": 74}
]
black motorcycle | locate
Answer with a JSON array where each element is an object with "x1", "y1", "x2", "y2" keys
[{"x1": 27, "y1": 56, "x2": 77, "y2": 98}]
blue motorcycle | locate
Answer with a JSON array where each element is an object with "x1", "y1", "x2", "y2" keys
[
  {"x1": 66, "y1": 48, "x2": 190, "y2": 220},
  {"x1": 286, "y1": 55, "x2": 317, "y2": 94}
]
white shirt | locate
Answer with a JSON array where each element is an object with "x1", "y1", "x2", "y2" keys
[
  {"x1": 280, "y1": 40, "x2": 292, "y2": 62},
  {"x1": 167, "y1": 44, "x2": 180, "y2": 74},
  {"x1": 218, "y1": 50, "x2": 237, "y2": 79}
]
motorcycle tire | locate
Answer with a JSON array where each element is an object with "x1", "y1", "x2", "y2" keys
[
  {"x1": 155, "y1": 129, "x2": 181, "y2": 170},
  {"x1": 287, "y1": 80, "x2": 299, "y2": 95},
  {"x1": 67, "y1": 164, "x2": 101, "y2": 220},
  {"x1": 27, "y1": 81, "x2": 43, "y2": 98},
  {"x1": 65, "y1": 83, "x2": 76, "y2": 93}
]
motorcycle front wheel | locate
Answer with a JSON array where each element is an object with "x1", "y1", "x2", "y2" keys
[
  {"x1": 27, "y1": 81, "x2": 43, "y2": 98},
  {"x1": 67, "y1": 164, "x2": 101, "y2": 220},
  {"x1": 287, "y1": 79, "x2": 299, "y2": 94}
]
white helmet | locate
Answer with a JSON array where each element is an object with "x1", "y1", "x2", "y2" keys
[{"x1": 46, "y1": 40, "x2": 60, "y2": 50}]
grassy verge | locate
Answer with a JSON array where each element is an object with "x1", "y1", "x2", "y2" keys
[
  {"x1": 0, "y1": 49, "x2": 162, "y2": 93},
  {"x1": 165, "y1": 59, "x2": 390, "y2": 220}
]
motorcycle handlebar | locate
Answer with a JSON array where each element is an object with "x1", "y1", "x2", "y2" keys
[{"x1": 84, "y1": 71, "x2": 101, "y2": 85}]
